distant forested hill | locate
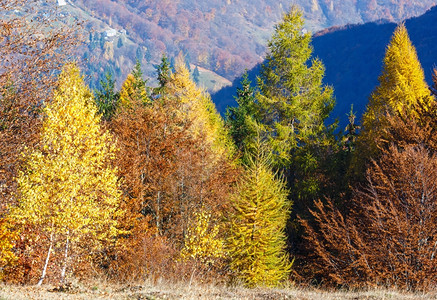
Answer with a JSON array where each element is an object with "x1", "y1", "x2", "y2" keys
[
  {"x1": 213, "y1": 5, "x2": 437, "y2": 128},
  {"x1": 68, "y1": 0, "x2": 437, "y2": 88}
]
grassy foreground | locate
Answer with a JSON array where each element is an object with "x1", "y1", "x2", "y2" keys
[{"x1": 1, "y1": 281, "x2": 436, "y2": 300}]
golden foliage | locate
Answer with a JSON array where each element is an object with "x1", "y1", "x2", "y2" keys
[
  {"x1": 110, "y1": 68, "x2": 239, "y2": 281},
  {"x1": 180, "y1": 210, "x2": 225, "y2": 265},
  {"x1": 227, "y1": 147, "x2": 292, "y2": 287},
  {"x1": 0, "y1": 0, "x2": 81, "y2": 210},
  {"x1": 357, "y1": 23, "x2": 434, "y2": 163},
  {"x1": 0, "y1": 217, "x2": 18, "y2": 278},
  {"x1": 366, "y1": 24, "x2": 432, "y2": 119},
  {"x1": 119, "y1": 74, "x2": 137, "y2": 108},
  {"x1": 118, "y1": 62, "x2": 149, "y2": 108},
  {"x1": 11, "y1": 63, "x2": 121, "y2": 284},
  {"x1": 168, "y1": 57, "x2": 235, "y2": 160}
]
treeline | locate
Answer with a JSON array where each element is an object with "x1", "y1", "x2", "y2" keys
[{"x1": 1, "y1": 2, "x2": 437, "y2": 291}]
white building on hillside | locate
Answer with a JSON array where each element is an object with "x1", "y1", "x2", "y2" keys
[
  {"x1": 105, "y1": 28, "x2": 117, "y2": 38},
  {"x1": 58, "y1": 0, "x2": 67, "y2": 6}
]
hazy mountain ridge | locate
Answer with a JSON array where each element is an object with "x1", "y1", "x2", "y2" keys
[{"x1": 64, "y1": 0, "x2": 437, "y2": 87}]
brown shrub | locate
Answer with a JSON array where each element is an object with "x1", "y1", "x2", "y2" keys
[
  {"x1": 302, "y1": 144, "x2": 437, "y2": 290},
  {"x1": 0, "y1": 1, "x2": 81, "y2": 209}
]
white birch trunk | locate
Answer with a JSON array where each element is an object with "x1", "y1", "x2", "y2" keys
[
  {"x1": 37, "y1": 233, "x2": 53, "y2": 286},
  {"x1": 60, "y1": 231, "x2": 70, "y2": 283}
]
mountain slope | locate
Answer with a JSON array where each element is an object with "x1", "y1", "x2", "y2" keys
[{"x1": 63, "y1": 0, "x2": 437, "y2": 89}]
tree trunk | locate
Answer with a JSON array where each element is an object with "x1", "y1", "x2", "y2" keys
[
  {"x1": 156, "y1": 191, "x2": 161, "y2": 235},
  {"x1": 60, "y1": 231, "x2": 70, "y2": 283},
  {"x1": 37, "y1": 233, "x2": 53, "y2": 286}
]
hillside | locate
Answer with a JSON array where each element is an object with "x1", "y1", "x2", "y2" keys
[
  {"x1": 213, "y1": 5, "x2": 437, "y2": 127},
  {"x1": 58, "y1": 0, "x2": 437, "y2": 90}
]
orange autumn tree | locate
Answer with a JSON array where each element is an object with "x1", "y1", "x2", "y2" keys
[
  {"x1": 302, "y1": 98, "x2": 437, "y2": 290},
  {"x1": 112, "y1": 95, "x2": 237, "y2": 280},
  {"x1": 0, "y1": 0, "x2": 80, "y2": 205},
  {"x1": 110, "y1": 95, "x2": 193, "y2": 280},
  {"x1": 11, "y1": 64, "x2": 121, "y2": 285},
  {"x1": 303, "y1": 142, "x2": 437, "y2": 290},
  {"x1": 111, "y1": 60, "x2": 238, "y2": 280},
  {"x1": 303, "y1": 52, "x2": 437, "y2": 289}
]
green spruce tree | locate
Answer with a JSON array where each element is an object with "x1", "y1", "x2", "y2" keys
[
  {"x1": 132, "y1": 60, "x2": 148, "y2": 99},
  {"x1": 153, "y1": 54, "x2": 172, "y2": 97},
  {"x1": 117, "y1": 37, "x2": 123, "y2": 48},
  {"x1": 94, "y1": 71, "x2": 119, "y2": 120},
  {"x1": 193, "y1": 66, "x2": 200, "y2": 85},
  {"x1": 226, "y1": 71, "x2": 258, "y2": 162},
  {"x1": 257, "y1": 6, "x2": 334, "y2": 168},
  {"x1": 135, "y1": 46, "x2": 143, "y2": 62},
  {"x1": 256, "y1": 6, "x2": 335, "y2": 205}
]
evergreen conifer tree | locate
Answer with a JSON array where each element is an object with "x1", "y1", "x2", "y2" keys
[
  {"x1": 135, "y1": 46, "x2": 143, "y2": 62},
  {"x1": 193, "y1": 66, "x2": 200, "y2": 85},
  {"x1": 153, "y1": 54, "x2": 172, "y2": 97},
  {"x1": 99, "y1": 32, "x2": 106, "y2": 50},
  {"x1": 256, "y1": 6, "x2": 335, "y2": 206},
  {"x1": 257, "y1": 6, "x2": 334, "y2": 169},
  {"x1": 117, "y1": 37, "x2": 123, "y2": 48},
  {"x1": 226, "y1": 71, "x2": 258, "y2": 161},
  {"x1": 132, "y1": 60, "x2": 148, "y2": 95},
  {"x1": 343, "y1": 105, "x2": 359, "y2": 153},
  {"x1": 94, "y1": 71, "x2": 119, "y2": 120}
]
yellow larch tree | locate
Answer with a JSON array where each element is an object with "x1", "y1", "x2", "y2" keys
[
  {"x1": 12, "y1": 63, "x2": 121, "y2": 285},
  {"x1": 365, "y1": 24, "x2": 432, "y2": 120},
  {"x1": 119, "y1": 74, "x2": 137, "y2": 107},
  {"x1": 358, "y1": 23, "x2": 434, "y2": 160},
  {"x1": 119, "y1": 61, "x2": 149, "y2": 107},
  {"x1": 227, "y1": 142, "x2": 292, "y2": 287},
  {"x1": 167, "y1": 56, "x2": 235, "y2": 159}
]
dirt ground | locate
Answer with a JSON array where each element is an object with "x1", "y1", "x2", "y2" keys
[{"x1": 1, "y1": 281, "x2": 436, "y2": 300}]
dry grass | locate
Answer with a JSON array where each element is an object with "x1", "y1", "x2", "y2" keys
[{"x1": 1, "y1": 280, "x2": 436, "y2": 300}]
